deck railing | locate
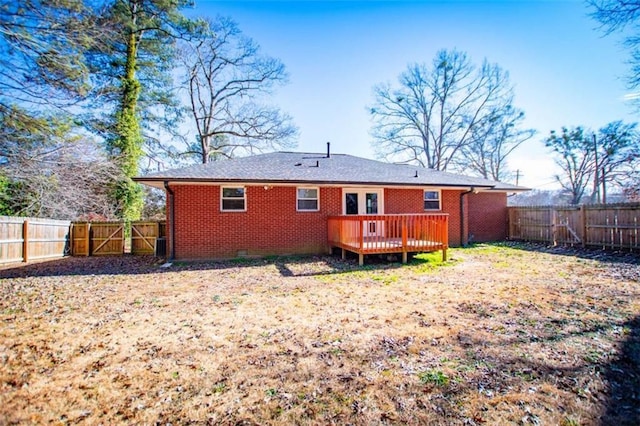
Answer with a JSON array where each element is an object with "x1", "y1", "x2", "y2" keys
[{"x1": 328, "y1": 214, "x2": 449, "y2": 264}]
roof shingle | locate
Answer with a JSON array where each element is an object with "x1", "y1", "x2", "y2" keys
[{"x1": 134, "y1": 152, "x2": 527, "y2": 191}]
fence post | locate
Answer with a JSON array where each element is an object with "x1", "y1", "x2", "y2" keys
[
  {"x1": 22, "y1": 220, "x2": 28, "y2": 263},
  {"x1": 579, "y1": 205, "x2": 586, "y2": 248},
  {"x1": 86, "y1": 223, "x2": 91, "y2": 256},
  {"x1": 551, "y1": 208, "x2": 557, "y2": 246}
]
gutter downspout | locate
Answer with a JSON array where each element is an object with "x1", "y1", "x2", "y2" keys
[
  {"x1": 460, "y1": 187, "x2": 475, "y2": 247},
  {"x1": 164, "y1": 181, "x2": 175, "y2": 261}
]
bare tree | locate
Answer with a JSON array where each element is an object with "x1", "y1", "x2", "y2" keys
[
  {"x1": 458, "y1": 105, "x2": 535, "y2": 181},
  {"x1": 623, "y1": 178, "x2": 640, "y2": 201},
  {"x1": 597, "y1": 121, "x2": 639, "y2": 191},
  {"x1": 369, "y1": 49, "x2": 527, "y2": 175},
  {"x1": 589, "y1": 1, "x2": 640, "y2": 90},
  {"x1": 546, "y1": 122, "x2": 639, "y2": 205},
  {"x1": 180, "y1": 16, "x2": 297, "y2": 163},
  {"x1": 1, "y1": 122, "x2": 122, "y2": 219},
  {"x1": 508, "y1": 189, "x2": 570, "y2": 206},
  {"x1": 545, "y1": 127, "x2": 595, "y2": 205}
]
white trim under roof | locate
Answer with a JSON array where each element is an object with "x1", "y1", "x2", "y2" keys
[{"x1": 140, "y1": 180, "x2": 526, "y2": 193}]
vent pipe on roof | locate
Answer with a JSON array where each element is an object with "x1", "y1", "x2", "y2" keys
[{"x1": 326, "y1": 142, "x2": 331, "y2": 158}]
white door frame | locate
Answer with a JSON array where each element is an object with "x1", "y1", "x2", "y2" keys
[
  {"x1": 342, "y1": 188, "x2": 384, "y2": 237},
  {"x1": 342, "y1": 188, "x2": 384, "y2": 215}
]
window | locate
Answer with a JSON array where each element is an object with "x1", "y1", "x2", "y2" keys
[
  {"x1": 424, "y1": 190, "x2": 440, "y2": 210},
  {"x1": 297, "y1": 187, "x2": 319, "y2": 211},
  {"x1": 221, "y1": 187, "x2": 246, "y2": 211}
]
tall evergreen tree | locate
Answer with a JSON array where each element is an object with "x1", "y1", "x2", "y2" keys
[
  {"x1": 0, "y1": 0, "x2": 98, "y2": 156},
  {"x1": 0, "y1": 0, "x2": 109, "y2": 216},
  {"x1": 87, "y1": 0, "x2": 199, "y2": 220},
  {"x1": 0, "y1": 0, "x2": 94, "y2": 111}
]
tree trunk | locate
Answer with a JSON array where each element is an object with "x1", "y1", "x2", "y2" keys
[{"x1": 111, "y1": 10, "x2": 144, "y2": 220}]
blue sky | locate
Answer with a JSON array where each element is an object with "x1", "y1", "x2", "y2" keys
[{"x1": 192, "y1": 0, "x2": 636, "y2": 189}]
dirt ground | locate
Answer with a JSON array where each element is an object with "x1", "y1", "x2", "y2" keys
[{"x1": 0, "y1": 242, "x2": 639, "y2": 425}]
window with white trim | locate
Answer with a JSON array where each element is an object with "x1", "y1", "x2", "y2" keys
[
  {"x1": 221, "y1": 187, "x2": 246, "y2": 211},
  {"x1": 424, "y1": 190, "x2": 441, "y2": 210},
  {"x1": 297, "y1": 187, "x2": 319, "y2": 211}
]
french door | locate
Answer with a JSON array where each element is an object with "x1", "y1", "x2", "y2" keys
[{"x1": 343, "y1": 189, "x2": 383, "y2": 237}]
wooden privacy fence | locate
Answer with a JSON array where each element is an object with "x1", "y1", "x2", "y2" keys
[
  {"x1": 0, "y1": 217, "x2": 166, "y2": 264},
  {"x1": 508, "y1": 204, "x2": 640, "y2": 250},
  {"x1": 70, "y1": 221, "x2": 165, "y2": 256},
  {"x1": 0, "y1": 216, "x2": 71, "y2": 264}
]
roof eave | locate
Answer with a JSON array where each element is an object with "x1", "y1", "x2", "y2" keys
[
  {"x1": 133, "y1": 176, "x2": 503, "y2": 190},
  {"x1": 486, "y1": 187, "x2": 531, "y2": 193}
]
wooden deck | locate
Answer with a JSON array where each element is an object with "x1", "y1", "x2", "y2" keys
[{"x1": 328, "y1": 214, "x2": 449, "y2": 265}]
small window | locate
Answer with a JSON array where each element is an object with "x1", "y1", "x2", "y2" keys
[
  {"x1": 221, "y1": 187, "x2": 246, "y2": 211},
  {"x1": 297, "y1": 187, "x2": 319, "y2": 211},
  {"x1": 424, "y1": 190, "x2": 440, "y2": 210}
]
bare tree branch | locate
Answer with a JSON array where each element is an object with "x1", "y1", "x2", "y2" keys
[
  {"x1": 179, "y1": 16, "x2": 297, "y2": 163},
  {"x1": 543, "y1": 124, "x2": 639, "y2": 205},
  {"x1": 369, "y1": 49, "x2": 528, "y2": 178},
  {"x1": 589, "y1": 1, "x2": 640, "y2": 92}
]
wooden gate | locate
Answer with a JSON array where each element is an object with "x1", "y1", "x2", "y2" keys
[
  {"x1": 71, "y1": 221, "x2": 164, "y2": 256},
  {"x1": 131, "y1": 221, "x2": 160, "y2": 255},
  {"x1": 89, "y1": 222, "x2": 124, "y2": 255},
  {"x1": 71, "y1": 222, "x2": 124, "y2": 256}
]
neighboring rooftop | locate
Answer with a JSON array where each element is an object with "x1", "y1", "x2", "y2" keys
[{"x1": 134, "y1": 151, "x2": 527, "y2": 192}]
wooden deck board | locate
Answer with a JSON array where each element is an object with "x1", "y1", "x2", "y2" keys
[
  {"x1": 328, "y1": 214, "x2": 449, "y2": 265},
  {"x1": 334, "y1": 238, "x2": 444, "y2": 253}
]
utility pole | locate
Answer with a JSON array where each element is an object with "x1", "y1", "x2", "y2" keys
[
  {"x1": 593, "y1": 133, "x2": 600, "y2": 204},
  {"x1": 515, "y1": 169, "x2": 520, "y2": 186}
]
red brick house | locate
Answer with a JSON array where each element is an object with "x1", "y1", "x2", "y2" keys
[{"x1": 134, "y1": 149, "x2": 526, "y2": 263}]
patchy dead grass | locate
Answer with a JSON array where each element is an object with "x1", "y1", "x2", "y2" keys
[{"x1": 0, "y1": 243, "x2": 639, "y2": 425}]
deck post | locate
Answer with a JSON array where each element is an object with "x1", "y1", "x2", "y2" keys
[
  {"x1": 341, "y1": 248, "x2": 346, "y2": 260},
  {"x1": 442, "y1": 248, "x2": 447, "y2": 262},
  {"x1": 401, "y1": 217, "x2": 408, "y2": 264},
  {"x1": 358, "y1": 253, "x2": 364, "y2": 266},
  {"x1": 401, "y1": 217, "x2": 408, "y2": 247}
]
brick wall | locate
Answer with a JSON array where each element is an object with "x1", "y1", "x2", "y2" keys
[
  {"x1": 384, "y1": 188, "x2": 423, "y2": 213},
  {"x1": 166, "y1": 185, "x2": 507, "y2": 259},
  {"x1": 384, "y1": 188, "x2": 464, "y2": 247},
  {"x1": 442, "y1": 189, "x2": 464, "y2": 247},
  {"x1": 467, "y1": 192, "x2": 508, "y2": 242},
  {"x1": 169, "y1": 184, "x2": 341, "y2": 260}
]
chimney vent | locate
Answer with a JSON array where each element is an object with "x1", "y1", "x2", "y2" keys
[{"x1": 326, "y1": 142, "x2": 331, "y2": 158}]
